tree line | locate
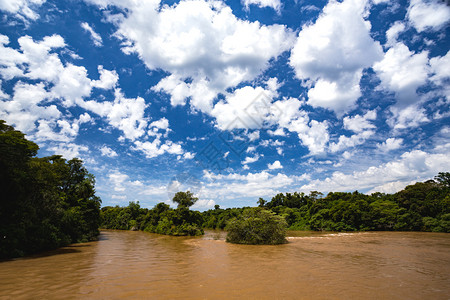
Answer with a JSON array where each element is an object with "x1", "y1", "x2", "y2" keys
[
  {"x1": 0, "y1": 121, "x2": 101, "y2": 259},
  {"x1": 101, "y1": 191, "x2": 204, "y2": 236},
  {"x1": 101, "y1": 172, "x2": 449, "y2": 235}
]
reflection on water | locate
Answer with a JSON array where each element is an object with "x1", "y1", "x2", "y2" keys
[{"x1": 1, "y1": 230, "x2": 449, "y2": 299}]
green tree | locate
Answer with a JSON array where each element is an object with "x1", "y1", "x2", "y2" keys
[
  {"x1": 0, "y1": 121, "x2": 101, "y2": 258},
  {"x1": 435, "y1": 172, "x2": 450, "y2": 188},
  {"x1": 172, "y1": 191, "x2": 198, "y2": 208},
  {"x1": 226, "y1": 207, "x2": 287, "y2": 245}
]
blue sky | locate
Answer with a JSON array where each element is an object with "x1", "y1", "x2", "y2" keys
[{"x1": 1, "y1": 0, "x2": 449, "y2": 210}]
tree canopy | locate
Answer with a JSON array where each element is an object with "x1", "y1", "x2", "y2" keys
[{"x1": 0, "y1": 120, "x2": 101, "y2": 259}]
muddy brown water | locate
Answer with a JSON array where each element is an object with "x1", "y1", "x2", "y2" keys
[{"x1": 1, "y1": 230, "x2": 449, "y2": 299}]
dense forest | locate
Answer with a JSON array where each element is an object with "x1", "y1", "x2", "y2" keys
[
  {"x1": 0, "y1": 121, "x2": 101, "y2": 259},
  {"x1": 101, "y1": 191, "x2": 204, "y2": 236},
  {"x1": 101, "y1": 173, "x2": 450, "y2": 234}
]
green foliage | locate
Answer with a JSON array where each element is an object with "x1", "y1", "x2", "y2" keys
[
  {"x1": 0, "y1": 121, "x2": 101, "y2": 259},
  {"x1": 101, "y1": 193, "x2": 204, "y2": 236},
  {"x1": 249, "y1": 178, "x2": 449, "y2": 233},
  {"x1": 226, "y1": 208, "x2": 288, "y2": 245},
  {"x1": 172, "y1": 191, "x2": 198, "y2": 208}
]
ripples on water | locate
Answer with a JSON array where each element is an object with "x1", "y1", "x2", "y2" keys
[{"x1": 1, "y1": 230, "x2": 449, "y2": 299}]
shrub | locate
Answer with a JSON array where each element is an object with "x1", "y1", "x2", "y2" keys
[{"x1": 226, "y1": 208, "x2": 287, "y2": 245}]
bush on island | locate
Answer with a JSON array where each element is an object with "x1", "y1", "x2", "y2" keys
[{"x1": 226, "y1": 207, "x2": 288, "y2": 245}]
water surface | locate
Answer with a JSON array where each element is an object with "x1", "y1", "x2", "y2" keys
[{"x1": 1, "y1": 230, "x2": 449, "y2": 299}]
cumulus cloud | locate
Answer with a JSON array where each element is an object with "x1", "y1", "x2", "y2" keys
[
  {"x1": 91, "y1": 66, "x2": 118, "y2": 89},
  {"x1": 191, "y1": 199, "x2": 216, "y2": 210},
  {"x1": 343, "y1": 110, "x2": 377, "y2": 133},
  {"x1": 242, "y1": 0, "x2": 281, "y2": 13},
  {"x1": 300, "y1": 147, "x2": 450, "y2": 194},
  {"x1": 108, "y1": 170, "x2": 129, "y2": 192},
  {"x1": 202, "y1": 170, "x2": 297, "y2": 200},
  {"x1": 268, "y1": 160, "x2": 282, "y2": 170},
  {"x1": 0, "y1": 34, "x2": 125, "y2": 142},
  {"x1": 133, "y1": 139, "x2": 183, "y2": 159},
  {"x1": 289, "y1": 0, "x2": 383, "y2": 113},
  {"x1": 385, "y1": 21, "x2": 406, "y2": 47},
  {"x1": 242, "y1": 154, "x2": 260, "y2": 165},
  {"x1": 377, "y1": 138, "x2": 403, "y2": 152},
  {"x1": 329, "y1": 110, "x2": 377, "y2": 153},
  {"x1": 47, "y1": 142, "x2": 89, "y2": 160},
  {"x1": 0, "y1": 0, "x2": 46, "y2": 20},
  {"x1": 407, "y1": 0, "x2": 450, "y2": 32},
  {"x1": 373, "y1": 42, "x2": 429, "y2": 108},
  {"x1": 91, "y1": 0, "x2": 294, "y2": 114},
  {"x1": 429, "y1": 50, "x2": 450, "y2": 86},
  {"x1": 100, "y1": 145, "x2": 118, "y2": 157},
  {"x1": 81, "y1": 22, "x2": 103, "y2": 47},
  {"x1": 212, "y1": 85, "x2": 277, "y2": 130},
  {"x1": 266, "y1": 97, "x2": 330, "y2": 155},
  {"x1": 79, "y1": 89, "x2": 148, "y2": 141}
]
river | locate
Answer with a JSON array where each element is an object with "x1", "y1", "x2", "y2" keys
[{"x1": 1, "y1": 230, "x2": 449, "y2": 299}]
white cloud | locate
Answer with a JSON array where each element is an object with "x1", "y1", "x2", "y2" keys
[
  {"x1": 133, "y1": 139, "x2": 184, "y2": 159},
  {"x1": 385, "y1": 21, "x2": 406, "y2": 47},
  {"x1": 211, "y1": 86, "x2": 276, "y2": 130},
  {"x1": 289, "y1": 0, "x2": 383, "y2": 113},
  {"x1": 242, "y1": 0, "x2": 281, "y2": 13},
  {"x1": 81, "y1": 89, "x2": 148, "y2": 140},
  {"x1": 377, "y1": 138, "x2": 403, "y2": 152},
  {"x1": 0, "y1": 0, "x2": 46, "y2": 20},
  {"x1": 150, "y1": 117, "x2": 169, "y2": 130},
  {"x1": 329, "y1": 130, "x2": 374, "y2": 153},
  {"x1": 108, "y1": 170, "x2": 129, "y2": 192},
  {"x1": 100, "y1": 145, "x2": 118, "y2": 157},
  {"x1": 329, "y1": 110, "x2": 377, "y2": 153},
  {"x1": 34, "y1": 119, "x2": 79, "y2": 142},
  {"x1": 246, "y1": 146, "x2": 256, "y2": 153},
  {"x1": 191, "y1": 199, "x2": 216, "y2": 210},
  {"x1": 0, "y1": 81, "x2": 58, "y2": 133},
  {"x1": 51, "y1": 63, "x2": 92, "y2": 106},
  {"x1": 0, "y1": 34, "x2": 126, "y2": 143},
  {"x1": 183, "y1": 152, "x2": 195, "y2": 160},
  {"x1": 81, "y1": 22, "x2": 103, "y2": 47},
  {"x1": 407, "y1": 0, "x2": 450, "y2": 32},
  {"x1": 268, "y1": 160, "x2": 282, "y2": 170},
  {"x1": 390, "y1": 104, "x2": 429, "y2": 130},
  {"x1": 290, "y1": 119, "x2": 329, "y2": 155},
  {"x1": 373, "y1": 42, "x2": 429, "y2": 108},
  {"x1": 300, "y1": 147, "x2": 450, "y2": 194},
  {"x1": 91, "y1": 66, "x2": 118, "y2": 90},
  {"x1": 148, "y1": 117, "x2": 171, "y2": 138},
  {"x1": 47, "y1": 142, "x2": 89, "y2": 160},
  {"x1": 202, "y1": 170, "x2": 298, "y2": 200},
  {"x1": 265, "y1": 97, "x2": 329, "y2": 155},
  {"x1": 94, "y1": 0, "x2": 294, "y2": 114},
  {"x1": 429, "y1": 50, "x2": 450, "y2": 86},
  {"x1": 247, "y1": 130, "x2": 260, "y2": 142},
  {"x1": 242, "y1": 154, "x2": 260, "y2": 165},
  {"x1": 343, "y1": 110, "x2": 376, "y2": 133}
]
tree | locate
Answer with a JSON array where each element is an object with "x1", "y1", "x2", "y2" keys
[
  {"x1": 172, "y1": 191, "x2": 198, "y2": 208},
  {"x1": 0, "y1": 120, "x2": 101, "y2": 258},
  {"x1": 435, "y1": 172, "x2": 450, "y2": 188},
  {"x1": 226, "y1": 207, "x2": 287, "y2": 245},
  {"x1": 257, "y1": 197, "x2": 266, "y2": 207}
]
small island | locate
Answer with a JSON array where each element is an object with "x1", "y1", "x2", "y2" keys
[{"x1": 225, "y1": 207, "x2": 288, "y2": 245}]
